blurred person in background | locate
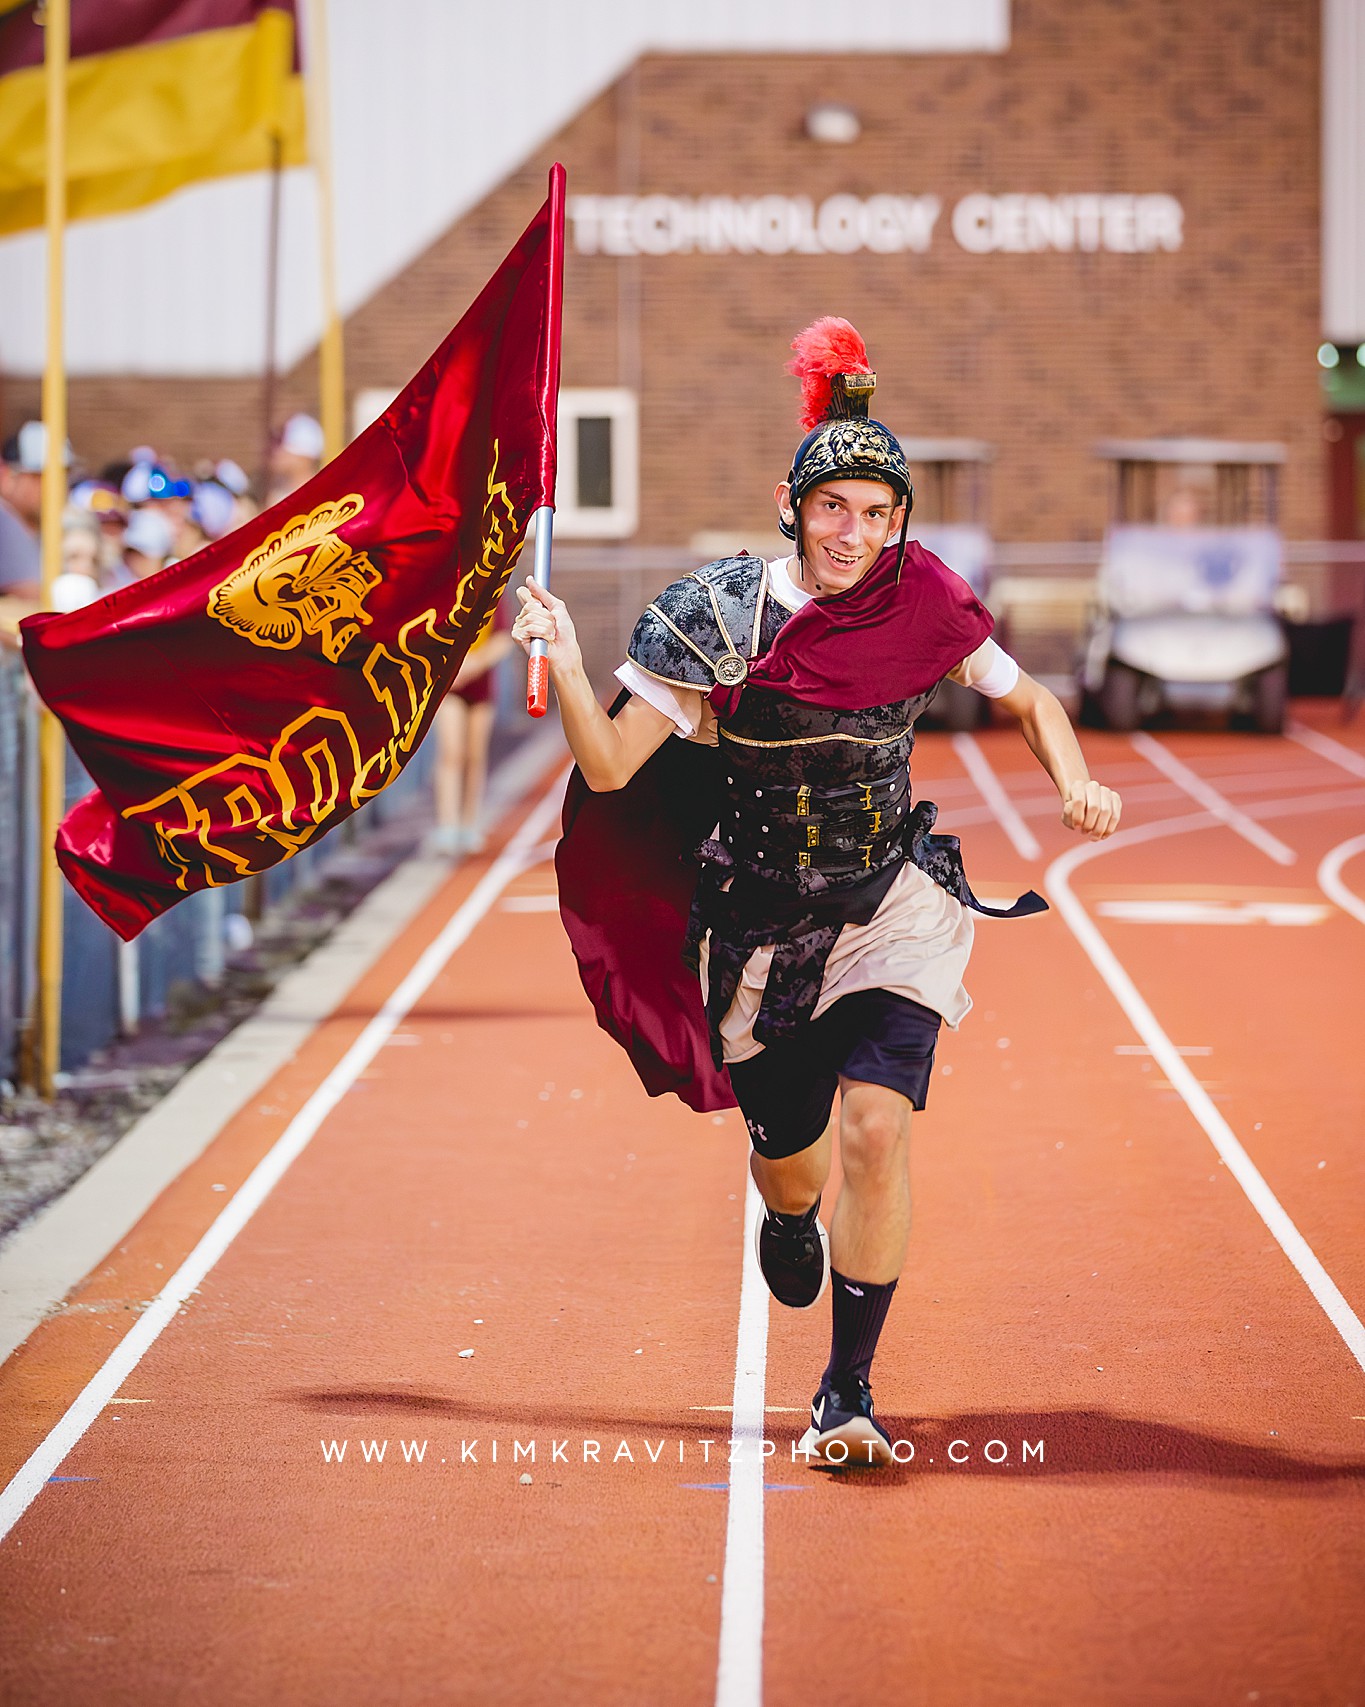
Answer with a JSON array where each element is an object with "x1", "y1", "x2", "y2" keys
[
  {"x1": 107, "y1": 505, "x2": 174, "y2": 589},
  {"x1": 52, "y1": 509, "x2": 104, "y2": 611},
  {"x1": 71, "y1": 480, "x2": 130, "y2": 575},
  {"x1": 266, "y1": 413, "x2": 324, "y2": 507},
  {"x1": 183, "y1": 479, "x2": 238, "y2": 554},
  {"x1": 431, "y1": 614, "x2": 514, "y2": 854},
  {"x1": 0, "y1": 421, "x2": 51, "y2": 600},
  {"x1": 1162, "y1": 484, "x2": 1208, "y2": 528},
  {"x1": 214, "y1": 458, "x2": 259, "y2": 530},
  {"x1": 122, "y1": 459, "x2": 194, "y2": 542}
]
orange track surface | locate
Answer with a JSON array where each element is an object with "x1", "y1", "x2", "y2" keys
[{"x1": 2, "y1": 707, "x2": 1363, "y2": 1705}]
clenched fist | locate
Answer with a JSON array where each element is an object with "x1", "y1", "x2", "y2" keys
[{"x1": 1062, "y1": 779, "x2": 1122, "y2": 839}]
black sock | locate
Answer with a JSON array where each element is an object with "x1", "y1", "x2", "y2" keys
[
  {"x1": 765, "y1": 1195, "x2": 820, "y2": 1233},
  {"x1": 823, "y1": 1269, "x2": 897, "y2": 1387}
]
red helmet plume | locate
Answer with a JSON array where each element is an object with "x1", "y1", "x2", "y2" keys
[{"x1": 787, "y1": 317, "x2": 873, "y2": 431}]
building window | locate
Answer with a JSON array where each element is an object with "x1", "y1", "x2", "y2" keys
[{"x1": 555, "y1": 389, "x2": 638, "y2": 538}]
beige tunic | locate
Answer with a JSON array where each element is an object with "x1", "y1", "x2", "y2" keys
[{"x1": 698, "y1": 861, "x2": 974, "y2": 1065}]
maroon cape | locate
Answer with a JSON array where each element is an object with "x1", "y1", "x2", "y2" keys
[{"x1": 556, "y1": 542, "x2": 995, "y2": 1111}]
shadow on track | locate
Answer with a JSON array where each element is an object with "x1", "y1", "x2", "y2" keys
[{"x1": 282, "y1": 1390, "x2": 1365, "y2": 1488}]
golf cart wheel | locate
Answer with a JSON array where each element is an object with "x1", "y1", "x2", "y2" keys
[
  {"x1": 1100, "y1": 661, "x2": 1143, "y2": 731},
  {"x1": 1251, "y1": 662, "x2": 1288, "y2": 734}
]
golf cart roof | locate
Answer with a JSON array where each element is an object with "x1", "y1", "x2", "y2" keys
[
  {"x1": 1094, "y1": 438, "x2": 1287, "y2": 465},
  {"x1": 897, "y1": 438, "x2": 995, "y2": 463}
]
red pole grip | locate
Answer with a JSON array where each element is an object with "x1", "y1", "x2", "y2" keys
[{"x1": 526, "y1": 652, "x2": 549, "y2": 718}]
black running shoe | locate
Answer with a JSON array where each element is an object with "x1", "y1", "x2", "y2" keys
[
  {"x1": 797, "y1": 1374, "x2": 895, "y2": 1468},
  {"x1": 753, "y1": 1201, "x2": 830, "y2": 1309}
]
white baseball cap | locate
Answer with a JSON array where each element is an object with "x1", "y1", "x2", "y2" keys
[
  {"x1": 3, "y1": 420, "x2": 73, "y2": 473},
  {"x1": 280, "y1": 413, "x2": 325, "y2": 460},
  {"x1": 123, "y1": 507, "x2": 174, "y2": 559}
]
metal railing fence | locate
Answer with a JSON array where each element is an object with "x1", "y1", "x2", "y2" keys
[{"x1": 0, "y1": 650, "x2": 437, "y2": 1081}]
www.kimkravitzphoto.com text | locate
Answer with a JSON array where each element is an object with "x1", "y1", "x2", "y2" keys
[{"x1": 316, "y1": 1436, "x2": 1048, "y2": 1470}]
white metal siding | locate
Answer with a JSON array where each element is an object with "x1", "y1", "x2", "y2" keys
[{"x1": 0, "y1": 0, "x2": 1008, "y2": 377}]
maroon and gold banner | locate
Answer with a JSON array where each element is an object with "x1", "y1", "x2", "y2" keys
[
  {"x1": 0, "y1": 1, "x2": 306, "y2": 235},
  {"x1": 22, "y1": 166, "x2": 565, "y2": 940}
]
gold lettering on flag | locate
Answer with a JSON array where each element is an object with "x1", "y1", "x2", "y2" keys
[
  {"x1": 126, "y1": 451, "x2": 525, "y2": 889},
  {"x1": 451, "y1": 439, "x2": 523, "y2": 635}
]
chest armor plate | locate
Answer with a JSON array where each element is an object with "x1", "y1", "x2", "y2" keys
[{"x1": 717, "y1": 688, "x2": 938, "y2": 882}]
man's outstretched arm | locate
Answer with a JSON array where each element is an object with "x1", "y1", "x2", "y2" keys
[
  {"x1": 992, "y1": 668, "x2": 1122, "y2": 839},
  {"x1": 510, "y1": 576, "x2": 678, "y2": 791}
]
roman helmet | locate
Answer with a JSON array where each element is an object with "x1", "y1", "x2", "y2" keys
[{"x1": 780, "y1": 318, "x2": 914, "y2": 577}]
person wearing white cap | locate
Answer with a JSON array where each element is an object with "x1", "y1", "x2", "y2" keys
[
  {"x1": 105, "y1": 505, "x2": 175, "y2": 590},
  {"x1": 1, "y1": 421, "x2": 69, "y2": 599},
  {"x1": 52, "y1": 511, "x2": 104, "y2": 613},
  {"x1": 266, "y1": 412, "x2": 326, "y2": 507},
  {"x1": 214, "y1": 457, "x2": 260, "y2": 530},
  {"x1": 189, "y1": 480, "x2": 236, "y2": 543}
]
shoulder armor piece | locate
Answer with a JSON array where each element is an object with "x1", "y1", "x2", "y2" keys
[{"x1": 627, "y1": 555, "x2": 769, "y2": 691}]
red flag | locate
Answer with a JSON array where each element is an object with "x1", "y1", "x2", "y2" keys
[{"x1": 22, "y1": 164, "x2": 565, "y2": 940}]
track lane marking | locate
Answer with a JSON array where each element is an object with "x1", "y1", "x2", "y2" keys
[
  {"x1": 1046, "y1": 809, "x2": 1365, "y2": 1377},
  {"x1": 1286, "y1": 721, "x2": 1365, "y2": 780},
  {"x1": 951, "y1": 733, "x2": 1043, "y2": 860},
  {"x1": 0, "y1": 769, "x2": 571, "y2": 1545},
  {"x1": 1130, "y1": 733, "x2": 1297, "y2": 865},
  {"x1": 715, "y1": 1171, "x2": 770, "y2": 1707},
  {"x1": 1094, "y1": 899, "x2": 1330, "y2": 925},
  {"x1": 706, "y1": 732, "x2": 1354, "y2": 1704},
  {"x1": 1318, "y1": 832, "x2": 1365, "y2": 927},
  {"x1": 1114, "y1": 1043, "x2": 1210, "y2": 1055}
]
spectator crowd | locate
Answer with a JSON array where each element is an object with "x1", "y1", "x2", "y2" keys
[
  {"x1": 0, "y1": 412, "x2": 327, "y2": 629},
  {"x1": 0, "y1": 407, "x2": 513, "y2": 860}
]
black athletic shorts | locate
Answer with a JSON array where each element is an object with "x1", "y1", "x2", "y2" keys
[{"x1": 726, "y1": 989, "x2": 943, "y2": 1160}]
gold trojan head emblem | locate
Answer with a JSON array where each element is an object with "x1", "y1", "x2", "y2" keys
[{"x1": 208, "y1": 495, "x2": 381, "y2": 663}]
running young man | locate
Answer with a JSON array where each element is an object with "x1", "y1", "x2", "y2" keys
[{"x1": 512, "y1": 320, "x2": 1121, "y2": 1467}]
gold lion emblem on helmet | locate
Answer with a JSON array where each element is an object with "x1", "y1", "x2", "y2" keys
[{"x1": 208, "y1": 494, "x2": 381, "y2": 663}]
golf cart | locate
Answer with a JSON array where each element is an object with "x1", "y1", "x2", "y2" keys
[
  {"x1": 900, "y1": 438, "x2": 996, "y2": 731},
  {"x1": 1078, "y1": 439, "x2": 1289, "y2": 733}
]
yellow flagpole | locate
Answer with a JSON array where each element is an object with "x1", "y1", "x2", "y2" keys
[
  {"x1": 35, "y1": 0, "x2": 69, "y2": 1099},
  {"x1": 304, "y1": 0, "x2": 345, "y2": 459}
]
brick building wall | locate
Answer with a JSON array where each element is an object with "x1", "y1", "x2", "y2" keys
[{"x1": 34, "y1": 0, "x2": 1322, "y2": 543}]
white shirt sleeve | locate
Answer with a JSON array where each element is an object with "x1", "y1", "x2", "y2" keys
[
  {"x1": 953, "y1": 638, "x2": 1021, "y2": 700},
  {"x1": 614, "y1": 659, "x2": 705, "y2": 736}
]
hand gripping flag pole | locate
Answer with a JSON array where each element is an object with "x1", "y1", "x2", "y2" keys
[{"x1": 527, "y1": 164, "x2": 565, "y2": 719}]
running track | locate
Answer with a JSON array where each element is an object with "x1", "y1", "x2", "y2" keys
[{"x1": 1, "y1": 707, "x2": 1363, "y2": 1705}]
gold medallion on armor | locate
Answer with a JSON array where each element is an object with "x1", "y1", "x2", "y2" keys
[{"x1": 713, "y1": 653, "x2": 748, "y2": 687}]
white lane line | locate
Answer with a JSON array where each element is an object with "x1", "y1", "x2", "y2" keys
[
  {"x1": 1094, "y1": 899, "x2": 1330, "y2": 926},
  {"x1": 1046, "y1": 813, "x2": 1365, "y2": 1378},
  {"x1": 0, "y1": 769, "x2": 571, "y2": 1545},
  {"x1": 1286, "y1": 720, "x2": 1365, "y2": 781},
  {"x1": 1114, "y1": 1044, "x2": 1211, "y2": 1056},
  {"x1": 1246, "y1": 785, "x2": 1365, "y2": 820},
  {"x1": 1318, "y1": 832, "x2": 1365, "y2": 927},
  {"x1": 715, "y1": 1171, "x2": 770, "y2": 1707},
  {"x1": 1130, "y1": 733, "x2": 1297, "y2": 865},
  {"x1": 951, "y1": 733, "x2": 1043, "y2": 861}
]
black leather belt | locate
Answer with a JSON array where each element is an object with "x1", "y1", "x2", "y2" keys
[{"x1": 721, "y1": 767, "x2": 910, "y2": 878}]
